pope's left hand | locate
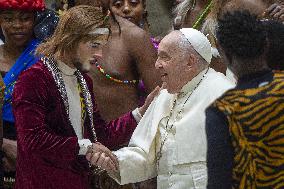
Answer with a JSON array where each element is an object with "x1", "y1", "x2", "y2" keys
[{"x1": 138, "y1": 86, "x2": 161, "y2": 117}]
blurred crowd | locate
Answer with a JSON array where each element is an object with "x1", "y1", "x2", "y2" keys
[{"x1": 0, "y1": 0, "x2": 283, "y2": 189}]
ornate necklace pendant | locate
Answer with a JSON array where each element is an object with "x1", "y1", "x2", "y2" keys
[{"x1": 175, "y1": 108, "x2": 184, "y2": 121}]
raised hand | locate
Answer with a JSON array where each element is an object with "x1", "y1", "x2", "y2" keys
[{"x1": 138, "y1": 86, "x2": 161, "y2": 117}]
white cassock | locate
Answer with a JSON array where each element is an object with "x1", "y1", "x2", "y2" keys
[{"x1": 111, "y1": 68, "x2": 235, "y2": 189}]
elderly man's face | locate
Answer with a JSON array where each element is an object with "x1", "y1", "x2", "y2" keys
[{"x1": 155, "y1": 31, "x2": 200, "y2": 94}]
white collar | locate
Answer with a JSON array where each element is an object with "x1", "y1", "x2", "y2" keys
[
  {"x1": 57, "y1": 60, "x2": 77, "y2": 76},
  {"x1": 178, "y1": 68, "x2": 208, "y2": 98}
]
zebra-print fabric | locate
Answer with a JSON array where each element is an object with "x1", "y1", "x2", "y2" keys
[{"x1": 212, "y1": 72, "x2": 284, "y2": 189}]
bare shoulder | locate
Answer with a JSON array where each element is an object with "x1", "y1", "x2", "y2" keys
[{"x1": 116, "y1": 16, "x2": 150, "y2": 42}]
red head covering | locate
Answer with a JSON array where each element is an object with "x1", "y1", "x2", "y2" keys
[{"x1": 0, "y1": 0, "x2": 45, "y2": 11}]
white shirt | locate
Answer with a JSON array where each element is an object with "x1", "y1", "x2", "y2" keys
[
  {"x1": 57, "y1": 61, "x2": 83, "y2": 139},
  {"x1": 57, "y1": 60, "x2": 142, "y2": 155},
  {"x1": 112, "y1": 68, "x2": 235, "y2": 189}
]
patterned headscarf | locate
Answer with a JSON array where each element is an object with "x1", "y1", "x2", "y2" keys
[{"x1": 0, "y1": 0, "x2": 45, "y2": 11}]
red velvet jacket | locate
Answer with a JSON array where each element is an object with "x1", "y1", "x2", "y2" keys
[{"x1": 12, "y1": 61, "x2": 137, "y2": 189}]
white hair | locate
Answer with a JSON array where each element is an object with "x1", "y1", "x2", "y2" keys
[
  {"x1": 178, "y1": 35, "x2": 191, "y2": 52},
  {"x1": 178, "y1": 33, "x2": 208, "y2": 66}
]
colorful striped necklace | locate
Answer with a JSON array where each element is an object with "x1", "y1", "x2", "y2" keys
[{"x1": 94, "y1": 62, "x2": 138, "y2": 84}]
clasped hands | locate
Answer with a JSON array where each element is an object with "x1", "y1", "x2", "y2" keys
[
  {"x1": 85, "y1": 85, "x2": 162, "y2": 173},
  {"x1": 86, "y1": 142, "x2": 119, "y2": 173}
]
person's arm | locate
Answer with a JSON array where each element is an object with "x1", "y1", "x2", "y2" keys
[
  {"x1": 129, "y1": 28, "x2": 161, "y2": 93},
  {"x1": 205, "y1": 106, "x2": 234, "y2": 189},
  {"x1": 86, "y1": 88, "x2": 161, "y2": 184},
  {"x1": 112, "y1": 143, "x2": 157, "y2": 185},
  {"x1": 93, "y1": 104, "x2": 137, "y2": 150},
  {"x1": 13, "y1": 69, "x2": 79, "y2": 161},
  {"x1": 84, "y1": 74, "x2": 160, "y2": 150}
]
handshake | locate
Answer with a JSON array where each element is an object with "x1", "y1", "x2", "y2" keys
[
  {"x1": 84, "y1": 86, "x2": 162, "y2": 174},
  {"x1": 85, "y1": 142, "x2": 119, "y2": 173}
]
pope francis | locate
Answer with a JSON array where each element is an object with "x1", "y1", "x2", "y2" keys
[{"x1": 87, "y1": 28, "x2": 235, "y2": 189}]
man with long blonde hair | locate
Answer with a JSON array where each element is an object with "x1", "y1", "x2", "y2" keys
[{"x1": 13, "y1": 5, "x2": 156, "y2": 189}]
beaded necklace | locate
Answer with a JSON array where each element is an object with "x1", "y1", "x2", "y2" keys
[
  {"x1": 42, "y1": 57, "x2": 98, "y2": 142},
  {"x1": 94, "y1": 61, "x2": 138, "y2": 84},
  {"x1": 156, "y1": 68, "x2": 209, "y2": 171}
]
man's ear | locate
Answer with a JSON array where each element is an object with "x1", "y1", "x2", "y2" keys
[{"x1": 187, "y1": 53, "x2": 197, "y2": 68}]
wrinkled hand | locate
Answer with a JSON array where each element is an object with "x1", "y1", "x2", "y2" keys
[
  {"x1": 265, "y1": 3, "x2": 284, "y2": 22},
  {"x1": 86, "y1": 142, "x2": 118, "y2": 172},
  {"x1": 138, "y1": 86, "x2": 161, "y2": 117}
]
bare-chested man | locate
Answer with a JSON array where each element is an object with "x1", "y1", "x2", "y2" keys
[
  {"x1": 101, "y1": 3, "x2": 159, "y2": 189},
  {"x1": 90, "y1": 16, "x2": 159, "y2": 122},
  {"x1": 212, "y1": 0, "x2": 284, "y2": 81},
  {"x1": 76, "y1": 0, "x2": 159, "y2": 123},
  {"x1": 173, "y1": 0, "x2": 284, "y2": 75}
]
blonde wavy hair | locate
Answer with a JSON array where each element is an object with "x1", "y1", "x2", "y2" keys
[{"x1": 37, "y1": 5, "x2": 110, "y2": 58}]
